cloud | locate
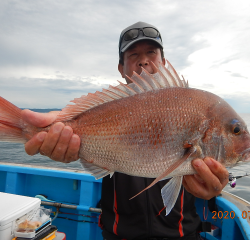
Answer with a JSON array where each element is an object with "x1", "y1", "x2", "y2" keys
[
  {"x1": 0, "y1": 76, "x2": 108, "y2": 108},
  {"x1": 209, "y1": 54, "x2": 241, "y2": 70},
  {"x1": 230, "y1": 73, "x2": 248, "y2": 79},
  {"x1": 0, "y1": 0, "x2": 250, "y2": 112},
  {"x1": 0, "y1": 0, "x2": 217, "y2": 72}
]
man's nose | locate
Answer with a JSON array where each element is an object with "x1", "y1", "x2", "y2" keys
[
  {"x1": 139, "y1": 62, "x2": 148, "y2": 66},
  {"x1": 138, "y1": 55, "x2": 149, "y2": 67}
]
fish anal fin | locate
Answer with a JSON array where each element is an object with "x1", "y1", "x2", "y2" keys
[
  {"x1": 80, "y1": 159, "x2": 113, "y2": 180},
  {"x1": 110, "y1": 172, "x2": 114, "y2": 178},
  {"x1": 129, "y1": 146, "x2": 197, "y2": 200}
]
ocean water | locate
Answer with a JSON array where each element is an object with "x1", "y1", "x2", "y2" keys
[{"x1": 0, "y1": 110, "x2": 250, "y2": 201}]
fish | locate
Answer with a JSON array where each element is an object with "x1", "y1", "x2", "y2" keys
[{"x1": 1, "y1": 60, "x2": 250, "y2": 215}]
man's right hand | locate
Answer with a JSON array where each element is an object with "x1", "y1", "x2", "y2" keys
[{"x1": 21, "y1": 109, "x2": 80, "y2": 163}]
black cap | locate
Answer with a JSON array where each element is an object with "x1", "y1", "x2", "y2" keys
[{"x1": 119, "y1": 21, "x2": 163, "y2": 59}]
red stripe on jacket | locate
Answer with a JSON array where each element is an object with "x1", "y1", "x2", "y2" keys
[
  {"x1": 178, "y1": 188, "x2": 184, "y2": 237},
  {"x1": 113, "y1": 190, "x2": 119, "y2": 235}
]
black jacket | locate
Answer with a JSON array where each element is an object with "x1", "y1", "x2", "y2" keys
[{"x1": 100, "y1": 172, "x2": 201, "y2": 240}]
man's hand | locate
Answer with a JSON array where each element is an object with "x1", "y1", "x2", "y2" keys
[
  {"x1": 22, "y1": 109, "x2": 80, "y2": 163},
  {"x1": 183, "y1": 157, "x2": 229, "y2": 199}
]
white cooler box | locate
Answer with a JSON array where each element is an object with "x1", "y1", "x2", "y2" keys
[{"x1": 0, "y1": 192, "x2": 41, "y2": 240}]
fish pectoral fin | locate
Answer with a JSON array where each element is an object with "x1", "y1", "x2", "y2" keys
[
  {"x1": 80, "y1": 160, "x2": 113, "y2": 180},
  {"x1": 130, "y1": 147, "x2": 197, "y2": 200},
  {"x1": 161, "y1": 176, "x2": 183, "y2": 216}
]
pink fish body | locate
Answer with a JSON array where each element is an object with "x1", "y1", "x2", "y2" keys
[{"x1": 1, "y1": 60, "x2": 250, "y2": 215}]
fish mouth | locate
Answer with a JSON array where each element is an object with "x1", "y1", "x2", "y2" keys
[{"x1": 241, "y1": 148, "x2": 250, "y2": 162}]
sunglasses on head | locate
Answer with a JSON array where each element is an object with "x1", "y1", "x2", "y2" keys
[{"x1": 122, "y1": 27, "x2": 161, "y2": 41}]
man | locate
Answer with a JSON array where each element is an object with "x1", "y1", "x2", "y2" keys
[{"x1": 23, "y1": 22, "x2": 229, "y2": 239}]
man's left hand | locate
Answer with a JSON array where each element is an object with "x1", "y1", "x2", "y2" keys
[{"x1": 183, "y1": 157, "x2": 229, "y2": 199}]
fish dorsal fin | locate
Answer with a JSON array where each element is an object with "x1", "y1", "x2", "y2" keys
[{"x1": 56, "y1": 60, "x2": 188, "y2": 122}]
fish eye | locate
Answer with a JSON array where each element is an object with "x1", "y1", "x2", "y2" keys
[
  {"x1": 231, "y1": 119, "x2": 242, "y2": 135},
  {"x1": 233, "y1": 126, "x2": 241, "y2": 135}
]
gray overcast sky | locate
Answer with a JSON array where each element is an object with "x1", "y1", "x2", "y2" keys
[{"x1": 0, "y1": 0, "x2": 249, "y2": 112}]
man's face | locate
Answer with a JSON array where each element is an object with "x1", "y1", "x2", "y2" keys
[{"x1": 118, "y1": 40, "x2": 165, "y2": 83}]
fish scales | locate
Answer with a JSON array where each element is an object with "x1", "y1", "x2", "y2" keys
[
  {"x1": 63, "y1": 87, "x2": 222, "y2": 178},
  {"x1": 1, "y1": 60, "x2": 250, "y2": 215}
]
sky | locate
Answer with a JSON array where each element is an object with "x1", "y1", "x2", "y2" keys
[{"x1": 0, "y1": 0, "x2": 249, "y2": 112}]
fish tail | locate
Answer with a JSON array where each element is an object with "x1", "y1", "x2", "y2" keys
[{"x1": 0, "y1": 96, "x2": 27, "y2": 143}]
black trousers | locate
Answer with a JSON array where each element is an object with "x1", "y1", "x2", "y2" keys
[{"x1": 103, "y1": 231, "x2": 202, "y2": 240}]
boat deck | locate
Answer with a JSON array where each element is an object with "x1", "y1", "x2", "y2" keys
[{"x1": 1, "y1": 162, "x2": 250, "y2": 240}]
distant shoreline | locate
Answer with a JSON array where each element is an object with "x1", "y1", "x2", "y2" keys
[{"x1": 20, "y1": 108, "x2": 62, "y2": 113}]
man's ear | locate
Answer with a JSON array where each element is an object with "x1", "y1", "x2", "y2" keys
[{"x1": 118, "y1": 63, "x2": 125, "y2": 78}]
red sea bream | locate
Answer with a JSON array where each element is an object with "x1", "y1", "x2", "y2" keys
[{"x1": 1, "y1": 60, "x2": 250, "y2": 215}]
